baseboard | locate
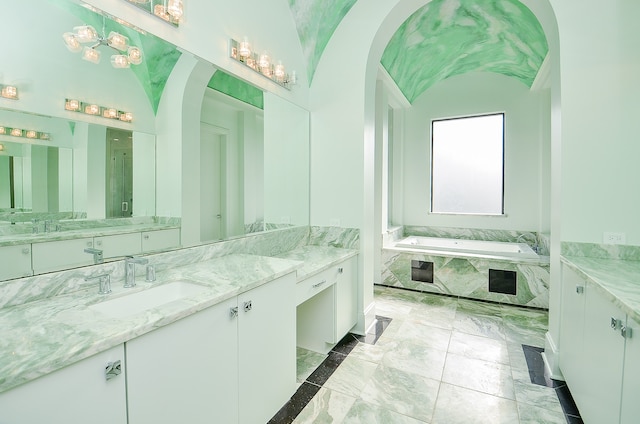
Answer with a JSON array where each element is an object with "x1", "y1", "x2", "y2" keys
[{"x1": 542, "y1": 331, "x2": 564, "y2": 380}]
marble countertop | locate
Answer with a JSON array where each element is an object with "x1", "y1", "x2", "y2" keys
[
  {"x1": 561, "y1": 256, "x2": 640, "y2": 323},
  {"x1": 0, "y1": 253, "x2": 302, "y2": 394},
  {"x1": 274, "y1": 245, "x2": 358, "y2": 280},
  {"x1": 0, "y1": 223, "x2": 180, "y2": 247}
]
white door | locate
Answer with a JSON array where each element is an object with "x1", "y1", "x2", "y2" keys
[{"x1": 200, "y1": 125, "x2": 223, "y2": 242}]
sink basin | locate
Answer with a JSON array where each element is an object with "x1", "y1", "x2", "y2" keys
[{"x1": 89, "y1": 281, "x2": 208, "y2": 318}]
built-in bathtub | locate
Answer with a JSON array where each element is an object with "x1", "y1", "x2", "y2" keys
[
  {"x1": 395, "y1": 236, "x2": 540, "y2": 262},
  {"x1": 382, "y1": 235, "x2": 550, "y2": 308}
]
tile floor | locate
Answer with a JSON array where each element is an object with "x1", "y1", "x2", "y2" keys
[{"x1": 271, "y1": 285, "x2": 583, "y2": 424}]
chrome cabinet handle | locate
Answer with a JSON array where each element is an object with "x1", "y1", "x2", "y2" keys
[
  {"x1": 21, "y1": 247, "x2": 30, "y2": 254},
  {"x1": 338, "y1": 267, "x2": 344, "y2": 274},
  {"x1": 611, "y1": 317, "x2": 622, "y2": 330},
  {"x1": 105, "y1": 360, "x2": 122, "y2": 381},
  {"x1": 576, "y1": 285, "x2": 584, "y2": 294},
  {"x1": 144, "y1": 234, "x2": 150, "y2": 240},
  {"x1": 243, "y1": 301, "x2": 252, "y2": 312},
  {"x1": 312, "y1": 280, "x2": 327, "y2": 288},
  {"x1": 230, "y1": 306, "x2": 239, "y2": 318},
  {"x1": 621, "y1": 325, "x2": 632, "y2": 339}
]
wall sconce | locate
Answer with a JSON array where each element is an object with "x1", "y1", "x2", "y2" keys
[
  {"x1": 125, "y1": 0, "x2": 184, "y2": 26},
  {"x1": 0, "y1": 84, "x2": 18, "y2": 100},
  {"x1": 230, "y1": 38, "x2": 296, "y2": 90},
  {"x1": 65, "y1": 98, "x2": 133, "y2": 122},
  {"x1": 0, "y1": 126, "x2": 51, "y2": 141}
]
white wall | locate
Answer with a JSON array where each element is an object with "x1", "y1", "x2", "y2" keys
[
  {"x1": 132, "y1": 132, "x2": 156, "y2": 217},
  {"x1": 396, "y1": 72, "x2": 551, "y2": 233}
]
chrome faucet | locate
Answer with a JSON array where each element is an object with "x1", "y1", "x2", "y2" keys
[
  {"x1": 85, "y1": 274, "x2": 112, "y2": 295},
  {"x1": 84, "y1": 248, "x2": 104, "y2": 264},
  {"x1": 124, "y1": 256, "x2": 149, "y2": 288},
  {"x1": 44, "y1": 220, "x2": 51, "y2": 233}
]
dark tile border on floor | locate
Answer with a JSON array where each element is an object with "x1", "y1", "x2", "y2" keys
[
  {"x1": 522, "y1": 344, "x2": 583, "y2": 424},
  {"x1": 268, "y1": 315, "x2": 392, "y2": 424}
]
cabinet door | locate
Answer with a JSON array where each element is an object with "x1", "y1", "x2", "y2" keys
[
  {"x1": 0, "y1": 345, "x2": 127, "y2": 424},
  {"x1": 94, "y1": 232, "x2": 142, "y2": 259},
  {"x1": 579, "y1": 282, "x2": 625, "y2": 424},
  {"x1": 31, "y1": 237, "x2": 94, "y2": 274},
  {"x1": 141, "y1": 228, "x2": 180, "y2": 252},
  {"x1": 558, "y1": 265, "x2": 587, "y2": 394},
  {"x1": 621, "y1": 315, "x2": 640, "y2": 424},
  {"x1": 335, "y1": 256, "x2": 358, "y2": 341},
  {"x1": 126, "y1": 297, "x2": 239, "y2": 424},
  {"x1": 0, "y1": 244, "x2": 32, "y2": 280},
  {"x1": 238, "y1": 273, "x2": 296, "y2": 424}
]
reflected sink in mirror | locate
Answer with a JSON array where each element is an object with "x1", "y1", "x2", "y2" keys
[{"x1": 89, "y1": 281, "x2": 208, "y2": 318}]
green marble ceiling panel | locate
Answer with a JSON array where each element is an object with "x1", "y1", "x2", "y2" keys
[
  {"x1": 55, "y1": 1, "x2": 182, "y2": 114},
  {"x1": 207, "y1": 71, "x2": 264, "y2": 110},
  {"x1": 288, "y1": 0, "x2": 357, "y2": 84},
  {"x1": 381, "y1": 0, "x2": 548, "y2": 103}
]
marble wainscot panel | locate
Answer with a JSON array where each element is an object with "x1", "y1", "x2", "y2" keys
[
  {"x1": 537, "y1": 233, "x2": 550, "y2": 256},
  {"x1": 403, "y1": 225, "x2": 539, "y2": 247},
  {"x1": 380, "y1": 250, "x2": 550, "y2": 308},
  {"x1": 561, "y1": 241, "x2": 640, "y2": 261},
  {"x1": 308, "y1": 226, "x2": 360, "y2": 249}
]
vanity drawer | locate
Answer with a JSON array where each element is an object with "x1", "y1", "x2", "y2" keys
[{"x1": 296, "y1": 266, "x2": 338, "y2": 305}]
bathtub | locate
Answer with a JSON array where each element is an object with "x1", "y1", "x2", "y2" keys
[{"x1": 395, "y1": 236, "x2": 540, "y2": 261}]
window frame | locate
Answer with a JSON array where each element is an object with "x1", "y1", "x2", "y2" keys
[{"x1": 429, "y1": 112, "x2": 506, "y2": 216}]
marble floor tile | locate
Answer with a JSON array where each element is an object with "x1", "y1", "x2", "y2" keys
[
  {"x1": 501, "y1": 307, "x2": 548, "y2": 347},
  {"x1": 507, "y1": 342, "x2": 530, "y2": 371},
  {"x1": 407, "y1": 304, "x2": 457, "y2": 330},
  {"x1": 342, "y1": 399, "x2": 428, "y2": 424},
  {"x1": 447, "y1": 330, "x2": 510, "y2": 365},
  {"x1": 359, "y1": 364, "x2": 440, "y2": 422},
  {"x1": 512, "y1": 369, "x2": 563, "y2": 415},
  {"x1": 391, "y1": 320, "x2": 452, "y2": 351},
  {"x1": 442, "y1": 353, "x2": 515, "y2": 399},
  {"x1": 292, "y1": 387, "x2": 356, "y2": 424},
  {"x1": 348, "y1": 341, "x2": 387, "y2": 363},
  {"x1": 323, "y1": 356, "x2": 378, "y2": 398},
  {"x1": 452, "y1": 311, "x2": 506, "y2": 341},
  {"x1": 380, "y1": 339, "x2": 448, "y2": 381},
  {"x1": 517, "y1": 402, "x2": 568, "y2": 424},
  {"x1": 432, "y1": 383, "x2": 519, "y2": 424},
  {"x1": 296, "y1": 347, "x2": 328, "y2": 383}
]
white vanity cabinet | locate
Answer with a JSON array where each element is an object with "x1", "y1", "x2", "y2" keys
[
  {"x1": 0, "y1": 345, "x2": 127, "y2": 424},
  {"x1": 296, "y1": 256, "x2": 358, "y2": 353},
  {"x1": 559, "y1": 264, "x2": 637, "y2": 424},
  {"x1": 94, "y1": 232, "x2": 142, "y2": 259},
  {"x1": 126, "y1": 272, "x2": 296, "y2": 424},
  {"x1": 141, "y1": 228, "x2": 180, "y2": 252},
  {"x1": 126, "y1": 297, "x2": 239, "y2": 424},
  {"x1": 0, "y1": 244, "x2": 32, "y2": 280},
  {"x1": 31, "y1": 237, "x2": 95, "y2": 274}
]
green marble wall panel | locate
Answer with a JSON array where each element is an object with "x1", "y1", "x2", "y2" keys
[
  {"x1": 381, "y1": 0, "x2": 548, "y2": 102},
  {"x1": 56, "y1": 2, "x2": 182, "y2": 114},
  {"x1": 207, "y1": 71, "x2": 264, "y2": 110},
  {"x1": 561, "y1": 241, "x2": 640, "y2": 261},
  {"x1": 288, "y1": 0, "x2": 357, "y2": 84},
  {"x1": 381, "y1": 249, "x2": 549, "y2": 308}
]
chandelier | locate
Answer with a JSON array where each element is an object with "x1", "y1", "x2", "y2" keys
[{"x1": 62, "y1": 19, "x2": 143, "y2": 69}]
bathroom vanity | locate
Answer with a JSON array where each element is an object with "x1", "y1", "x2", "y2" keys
[{"x1": 559, "y1": 257, "x2": 640, "y2": 424}]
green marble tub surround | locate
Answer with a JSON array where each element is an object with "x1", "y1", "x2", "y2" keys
[{"x1": 380, "y1": 0, "x2": 548, "y2": 103}]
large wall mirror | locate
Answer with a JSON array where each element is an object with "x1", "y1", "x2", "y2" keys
[{"x1": 0, "y1": 0, "x2": 310, "y2": 282}]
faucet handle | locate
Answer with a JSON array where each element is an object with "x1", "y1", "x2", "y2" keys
[{"x1": 85, "y1": 274, "x2": 112, "y2": 295}]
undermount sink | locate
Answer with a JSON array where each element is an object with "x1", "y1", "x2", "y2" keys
[{"x1": 89, "y1": 281, "x2": 208, "y2": 318}]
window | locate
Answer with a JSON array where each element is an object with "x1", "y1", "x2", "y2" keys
[{"x1": 431, "y1": 113, "x2": 504, "y2": 215}]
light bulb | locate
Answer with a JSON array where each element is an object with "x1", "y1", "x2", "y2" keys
[
  {"x1": 82, "y1": 47, "x2": 101, "y2": 64},
  {"x1": 103, "y1": 108, "x2": 118, "y2": 119},
  {"x1": 85, "y1": 104, "x2": 100, "y2": 115},
  {"x1": 127, "y1": 46, "x2": 143, "y2": 65},
  {"x1": 239, "y1": 38, "x2": 251, "y2": 58},
  {"x1": 26, "y1": 130, "x2": 37, "y2": 139},
  {"x1": 0, "y1": 127, "x2": 5, "y2": 135},
  {"x1": 65, "y1": 99, "x2": 80, "y2": 111},
  {"x1": 154, "y1": 4, "x2": 170, "y2": 21},
  {"x1": 111, "y1": 54, "x2": 130, "y2": 68},
  {"x1": 73, "y1": 25, "x2": 98, "y2": 43},
  {"x1": 10, "y1": 128, "x2": 22, "y2": 137},
  {"x1": 1, "y1": 85, "x2": 18, "y2": 99},
  {"x1": 167, "y1": 0, "x2": 184, "y2": 20},
  {"x1": 120, "y1": 112, "x2": 133, "y2": 122},
  {"x1": 108, "y1": 32, "x2": 129, "y2": 51},
  {"x1": 62, "y1": 32, "x2": 82, "y2": 53},
  {"x1": 275, "y1": 61, "x2": 285, "y2": 82},
  {"x1": 259, "y1": 51, "x2": 271, "y2": 74}
]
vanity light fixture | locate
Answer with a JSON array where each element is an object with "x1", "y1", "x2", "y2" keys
[
  {"x1": 125, "y1": 0, "x2": 184, "y2": 25},
  {"x1": 0, "y1": 84, "x2": 18, "y2": 100},
  {"x1": 0, "y1": 125, "x2": 51, "y2": 141},
  {"x1": 63, "y1": 18, "x2": 143, "y2": 69},
  {"x1": 64, "y1": 98, "x2": 133, "y2": 123},
  {"x1": 230, "y1": 38, "x2": 297, "y2": 90}
]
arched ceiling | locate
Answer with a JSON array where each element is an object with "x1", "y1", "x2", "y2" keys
[{"x1": 288, "y1": 0, "x2": 548, "y2": 103}]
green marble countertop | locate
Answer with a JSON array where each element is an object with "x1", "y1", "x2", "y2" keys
[
  {"x1": 275, "y1": 245, "x2": 358, "y2": 281},
  {"x1": 0, "y1": 223, "x2": 180, "y2": 247},
  {"x1": 561, "y1": 256, "x2": 640, "y2": 323},
  {"x1": 0, "y1": 253, "x2": 302, "y2": 394}
]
